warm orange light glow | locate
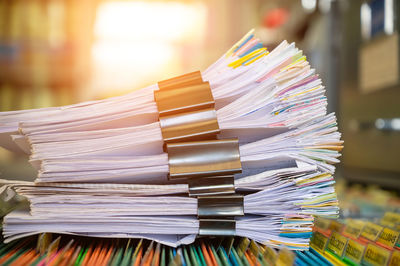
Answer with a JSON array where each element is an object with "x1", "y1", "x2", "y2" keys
[
  {"x1": 94, "y1": 1, "x2": 206, "y2": 42},
  {"x1": 90, "y1": 1, "x2": 207, "y2": 97}
]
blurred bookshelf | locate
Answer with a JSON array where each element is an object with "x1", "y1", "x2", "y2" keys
[{"x1": 0, "y1": 0, "x2": 97, "y2": 111}]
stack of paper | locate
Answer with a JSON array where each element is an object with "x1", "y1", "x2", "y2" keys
[{"x1": 0, "y1": 30, "x2": 342, "y2": 250}]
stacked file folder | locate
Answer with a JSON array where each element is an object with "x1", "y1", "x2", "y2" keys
[{"x1": 0, "y1": 29, "x2": 342, "y2": 250}]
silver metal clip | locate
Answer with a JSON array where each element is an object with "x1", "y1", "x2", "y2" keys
[
  {"x1": 188, "y1": 176, "x2": 235, "y2": 197},
  {"x1": 167, "y1": 138, "x2": 242, "y2": 180},
  {"x1": 197, "y1": 195, "x2": 244, "y2": 217},
  {"x1": 199, "y1": 219, "x2": 236, "y2": 236}
]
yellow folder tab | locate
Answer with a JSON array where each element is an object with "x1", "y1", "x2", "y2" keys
[
  {"x1": 311, "y1": 231, "x2": 329, "y2": 252},
  {"x1": 389, "y1": 250, "x2": 400, "y2": 266},
  {"x1": 381, "y1": 212, "x2": 400, "y2": 228},
  {"x1": 363, "y1": 243, "x2": 391, "y2": 266},
  {"x1": 237, "y1": 238, "x2": 250, "y2": 258},
  {"x1": 343, "y1": 220, "x2": 365, "y2": 239},
  {"x1": 330, "y1": 220, "x2": 344, "y2": 233},
  {"x1": 377, "y1": 227, "x2": 400, "y2": 248},
  {"x1": 344, "y1": 239, "x2": 366, "y2": 264},
  {"x1": 262, "y1": 246, "x2": 277, "y2": 265},
  {"x1": 361, "y1": 222, "x2": 384, "y2": 241},
  {"x1": 249, "y1": 240, "x2": 261, "y2": 257},
  {"x1": 275, "y1": 248, "x2": 295, "y2": 266},
  {"x1": 314, "y1": 217, "x2": 332, "y2": 231},
  {"x1": 327, "y1": 231, "x2": 348, "y2": 257}
]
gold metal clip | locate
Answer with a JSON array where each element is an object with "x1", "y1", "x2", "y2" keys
[
  {"x1": 158, "y1": 71, "x2": 203, "y2": 91},
  {"x1": 188, "y1": 176, "x2": 235, "y2": 197},
  {"x1": 167, "y1": 138, "x2": 242, "y2": 179},
  {"x1": 154, "y1": 82, "x2": 214, "y2": 117},
  {"x1": 199, "y1": 219, "x2": 236, "y2": 236}
]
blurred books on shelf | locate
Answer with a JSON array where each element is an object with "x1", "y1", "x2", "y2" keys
[{"x1": 0, "y1": 0, "x2": 95, "y2": 111}]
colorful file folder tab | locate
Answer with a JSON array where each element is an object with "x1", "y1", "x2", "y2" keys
[
  {"x1": 310, "y1": 211, "x2": 400, "y2": 265},
  {"x1": 0, "y1": 234, "x2": 307, "y2": 266},
  {"x1": 3, "y1": 225, "x2": 400, "y2": 266}
]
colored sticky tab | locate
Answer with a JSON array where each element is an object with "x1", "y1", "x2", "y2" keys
[
  {"x1": 363, "y1": 243, "x2": 391, "y2": 266},
  {"x1": 280, "y1": 55, "x2": 306, "y2": 72},
  {"x1": 344, "y1": 239, "x2": 366, "y2": 264},
  {"x1": 228, "y1": 48, "x2": 266, "y2": 68},
  {"x1": 243, "y1": 51, "x2": 268, "y2": 66},
  {"x1": 361, "y1": 222, "x2": 384, "y2": 241},
  {"x1": 225, "y1": 29, "x2": 255, "y2": 57},
  {"x1": 381, "y1": 212, "x2": 400, "y2": 228},
  {"x1": 327, "y1": 231, "x2": 348, "y2": 257},
  {"x1": 377, "y1": 227, "x2": 400, "y2": 248},
  {"x1": 343, "y1": 220, "x2": 365, "y2": 239},
  {"x1": 310, "y1": 231, "x2": 329, "y2": 252},
  {"x1": 235, "y1": 37, "x2": 258, "y2": 57},
  {"x1": 234, "y1": 34, "x2": 254, "y2": 53},
  {"x1": 240, "y1": 43, "x2": 263, "y2": 58},
  {"x1": 389, "y1": 249, "x2": 400, "y2": 266},
  {"x1": 314, "y1": 217, "x2": 331, "y2": 231}
]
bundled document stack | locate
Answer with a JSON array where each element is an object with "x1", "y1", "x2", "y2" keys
[{"x1": 0, "y1": 30, "x2": 342, "y2": 250}]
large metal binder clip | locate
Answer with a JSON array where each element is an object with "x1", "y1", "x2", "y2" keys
[
  {"x1": 155, "y1": 71, "x2": 220, "y2": 143},
  {"x1": 154, "y1": 82, "x2": 214, "y2": 117},
  {"x1": 188, "y1": 176, "x2": 235, "y2": 197},
  {"x1": 197, "y1": 195, "x2": 244, "y2": 217},
  {"x1": 166, "y1": 138, "x2": 242, "y2": 179},
  {"x1": 199, "y1": 219, "x2": 236, "y2": 236},
  {"x1": 159, "y1": 108, "x2": 220, "y2": 143},
  {"x1": 158, "y1": 71, "x2": 203, "y2": 91}
]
